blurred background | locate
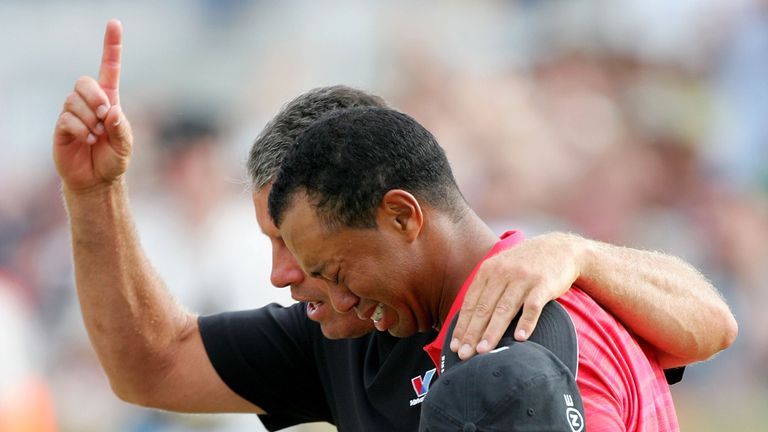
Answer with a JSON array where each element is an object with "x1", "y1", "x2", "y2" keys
[{"x1": 1, "y1": 0, "x2": 766, "y2": 431}]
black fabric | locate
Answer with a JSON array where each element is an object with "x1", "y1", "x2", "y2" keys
[
  {"x1": 199, "y1": 303, "x2": 438, "y2": 431},
  {"x1": 420, "y1": 342, "x2": 585, "y2": 432},
  {"x1": 664, "y1": 366, "x2": 685, "y2": 385},
  {"x1": 441, "y1": 301, "x2": 578, "y2": 376},
  {"x1": 422, "y1": 302, "x2": 584, "y2": 432}
]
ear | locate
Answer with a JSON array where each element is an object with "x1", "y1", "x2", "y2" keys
[{"x1": 377, "y1": 189, "x2": 423, "y2": 242}]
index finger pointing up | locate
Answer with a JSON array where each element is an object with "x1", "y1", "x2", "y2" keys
[{"x1": 99, "y1": 19, "x2": 122, "y2": 106}]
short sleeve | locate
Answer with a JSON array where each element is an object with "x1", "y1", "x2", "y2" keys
[{"x1": 198, "y1": 303, "x2": 333, "y2": 430}]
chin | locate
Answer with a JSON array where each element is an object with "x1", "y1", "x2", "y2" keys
[
  {"x1": 321, "y1": 321, "x2": 375, "y2": 339},
  {"x1": 387, "y1": 325, "x2": 418, "y2": 338}
]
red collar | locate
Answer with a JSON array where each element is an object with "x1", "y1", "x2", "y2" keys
[{"x1": 423, "y1": 230, "x2": 525, "y2": 370}]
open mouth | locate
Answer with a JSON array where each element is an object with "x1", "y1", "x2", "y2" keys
[
  {"x1": 306, "y1": 301, "x2": 324, "y2": 319},
  {"x1": 371, "y1": 303, "x2": 385, "y2": 323}
]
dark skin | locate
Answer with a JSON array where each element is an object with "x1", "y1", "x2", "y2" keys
[{"x1": 279, "y1": 189, "x2": 499, "y2": 337}]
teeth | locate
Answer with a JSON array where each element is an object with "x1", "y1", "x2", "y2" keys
[{"x1": 371, "y1": 303, "x2": 384, "y2": 323}]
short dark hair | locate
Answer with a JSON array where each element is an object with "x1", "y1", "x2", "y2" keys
[
  {"x1": 247, "y1": 85, "x2": 387, "y2": 189},
  {"x1": 269, "y1": 107, "x2": 466, "y2": 229}
]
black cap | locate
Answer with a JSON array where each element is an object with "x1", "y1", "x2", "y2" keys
[{"x1": 419, "y1": 301, "x2": 585, "y2": 432}]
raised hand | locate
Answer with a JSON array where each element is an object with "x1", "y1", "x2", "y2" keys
[{"x1": 53, "y1": 19, "x2": 133, "y2": 192}]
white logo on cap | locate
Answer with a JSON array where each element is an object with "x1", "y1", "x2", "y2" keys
[
  {"x1": 563, "y1": 394, "x2": 583, "y2": 432},
  {"x1": 566, "y1": 407, "x2": 584, "y2": 432}
]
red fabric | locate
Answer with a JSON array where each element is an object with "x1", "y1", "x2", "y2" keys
[
  {"x1": 559, "y1": 287, "x2": 679, "y2": 431},
  {"x1": 424, "y1": 230, "x2": 679, "y2": 431}
]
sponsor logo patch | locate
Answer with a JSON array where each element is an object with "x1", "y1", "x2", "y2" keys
[{"x1": 409, "y1": 368, "x2": 436, "y2": 406}]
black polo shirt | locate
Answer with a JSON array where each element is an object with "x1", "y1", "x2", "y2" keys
[{"x1": 199, "y1": 303, "x2": 438, "y2": 431}]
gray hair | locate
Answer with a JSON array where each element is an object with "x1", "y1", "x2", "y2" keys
[{"x1": 247, "y1": 85, "x2": 388, "y2": 190}]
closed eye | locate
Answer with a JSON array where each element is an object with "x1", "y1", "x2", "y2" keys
[{"x1": 309, "y1": 269, "x2": 339, "y2": 285}]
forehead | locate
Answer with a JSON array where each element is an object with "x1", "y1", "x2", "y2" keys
[
  {"x1": 279, "y1": 194, "x2": 386, "y2": 274},
  {"x1": 278, "y1": 194, "x2": 340, "y2": 272},
  {"x1": 252, "y1": 186, "x2": 277, "y2": 236}
]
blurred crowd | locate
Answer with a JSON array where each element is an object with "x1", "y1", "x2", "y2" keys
[{"x1": 1, "y1": 1, "x2": 766, "y2": 431}]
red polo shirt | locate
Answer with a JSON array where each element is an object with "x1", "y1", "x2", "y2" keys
[{"x1": 424, "y1": 230, "x2": 679, "y2": 431}]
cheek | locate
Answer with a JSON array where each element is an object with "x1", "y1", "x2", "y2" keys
[
  {"x1": 305, "y1": 278, "x2": 332, "y2": 297},
  {"x1": 351, "y1": 265, "x2": 403, "y2": 302},
  {"x1": 344, "y1": 237, "x2": 410, "y2": 301}
]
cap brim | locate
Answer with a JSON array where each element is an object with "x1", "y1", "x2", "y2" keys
[{"x1": 442, "y1": 300, "x2": 578, "y2": 377}]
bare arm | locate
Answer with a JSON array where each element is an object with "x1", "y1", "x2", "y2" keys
[
  {"x1": 452, "y1": 232, "x2": 738, "y2": 368},
  {"x1": 54, "y1": 20, "x2": 261, "y2": 414}
]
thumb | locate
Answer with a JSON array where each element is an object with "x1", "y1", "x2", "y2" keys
[{"x1": 104, "y1": 105, "x2": 133, "y2": 157}]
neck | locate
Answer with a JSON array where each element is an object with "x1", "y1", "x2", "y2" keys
[{"x1": 423, "y1": 209, "x2": 498, "y2": 330}]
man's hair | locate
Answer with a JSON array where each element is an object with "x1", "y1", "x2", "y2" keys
[
  {"x1": 247, "y1": 85, "x2": 387, "y2": 189},
  {"x1": 269, "y1": 107, "x2": 466, "y2": 229}
]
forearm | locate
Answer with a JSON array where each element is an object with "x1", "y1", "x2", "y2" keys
[
  {"x1": 572, "y1": 233, "x2": 738, "y2": 367},
  {"x1": 64, "y1": 180, "x2": 195, "y2": 402}
]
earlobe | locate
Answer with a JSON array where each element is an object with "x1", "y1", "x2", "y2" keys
[{"x1": 379, "y1": 189, "x2": 423, "y2": 241}]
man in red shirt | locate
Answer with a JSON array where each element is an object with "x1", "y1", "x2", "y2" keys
[
  {"x1": 270, "y1": 107, "x2": 686, "y2": 430},
  {"x1": 423, "y1": 230, "x2": 677, "y2": 430}
]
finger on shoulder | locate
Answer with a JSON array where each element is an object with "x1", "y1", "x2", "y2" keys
[
  {"x1": 474, "y1": 288, "x2": 525, "y2": 353},
  {"x1": 451, "y1": 277, "x2": 490, "y2": 352},
  {"x1": 514, "y1": 296, "x2": 547, "y2": 341}
]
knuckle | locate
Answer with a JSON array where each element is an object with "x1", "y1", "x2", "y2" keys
[
  {"x1": 493, "y1": 301, "x2": 516, "y2": 315},
  {"x1": 74, "y1": 76, "x2": 89, "y2": 90},
  {"x1": 517, "y1": 311, "x2": 539, "y2": 328},
  {"x1": 483, "y1": 258, "x2": 504, "y2": 274},
  {"x1": 57, "y1": 111, "x2": 73, "y2": 127},
  {"x1": 473, "y1": 302, "x2": 492, "y2": 317},
  {"x1": 75, "y1": 75, "x2": 93, "y2": 88},
  {"x1": 483, "y1": 324, "x2": 503, "y2": 340},
  {"x1": 63, "y1": 93, "x2": 78, "y2": 110},
  {"x1": 460, "y1": 329, "x2": 478, "y2": 342},
  {"x1": 501, "y1": 263, "x2": 526, "y2": 280},
  {"x1": 524, "y1": 270, "x2": 545, "y2": 286},
  {"x1": 524, "y1": 297, "x2": 545, "y2": 311}
]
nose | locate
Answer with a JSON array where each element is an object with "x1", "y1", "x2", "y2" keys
[
  {"x1": 326, "y1": 283, "x2": 359, "y2": 314},
  {"x1": 270, "y1": 243, "x2": 305, "y2": 288}
]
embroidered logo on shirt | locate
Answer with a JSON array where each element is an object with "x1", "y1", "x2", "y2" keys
[{"x1": 409, "y1": 368, "x2": 436, "y2": 406}]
